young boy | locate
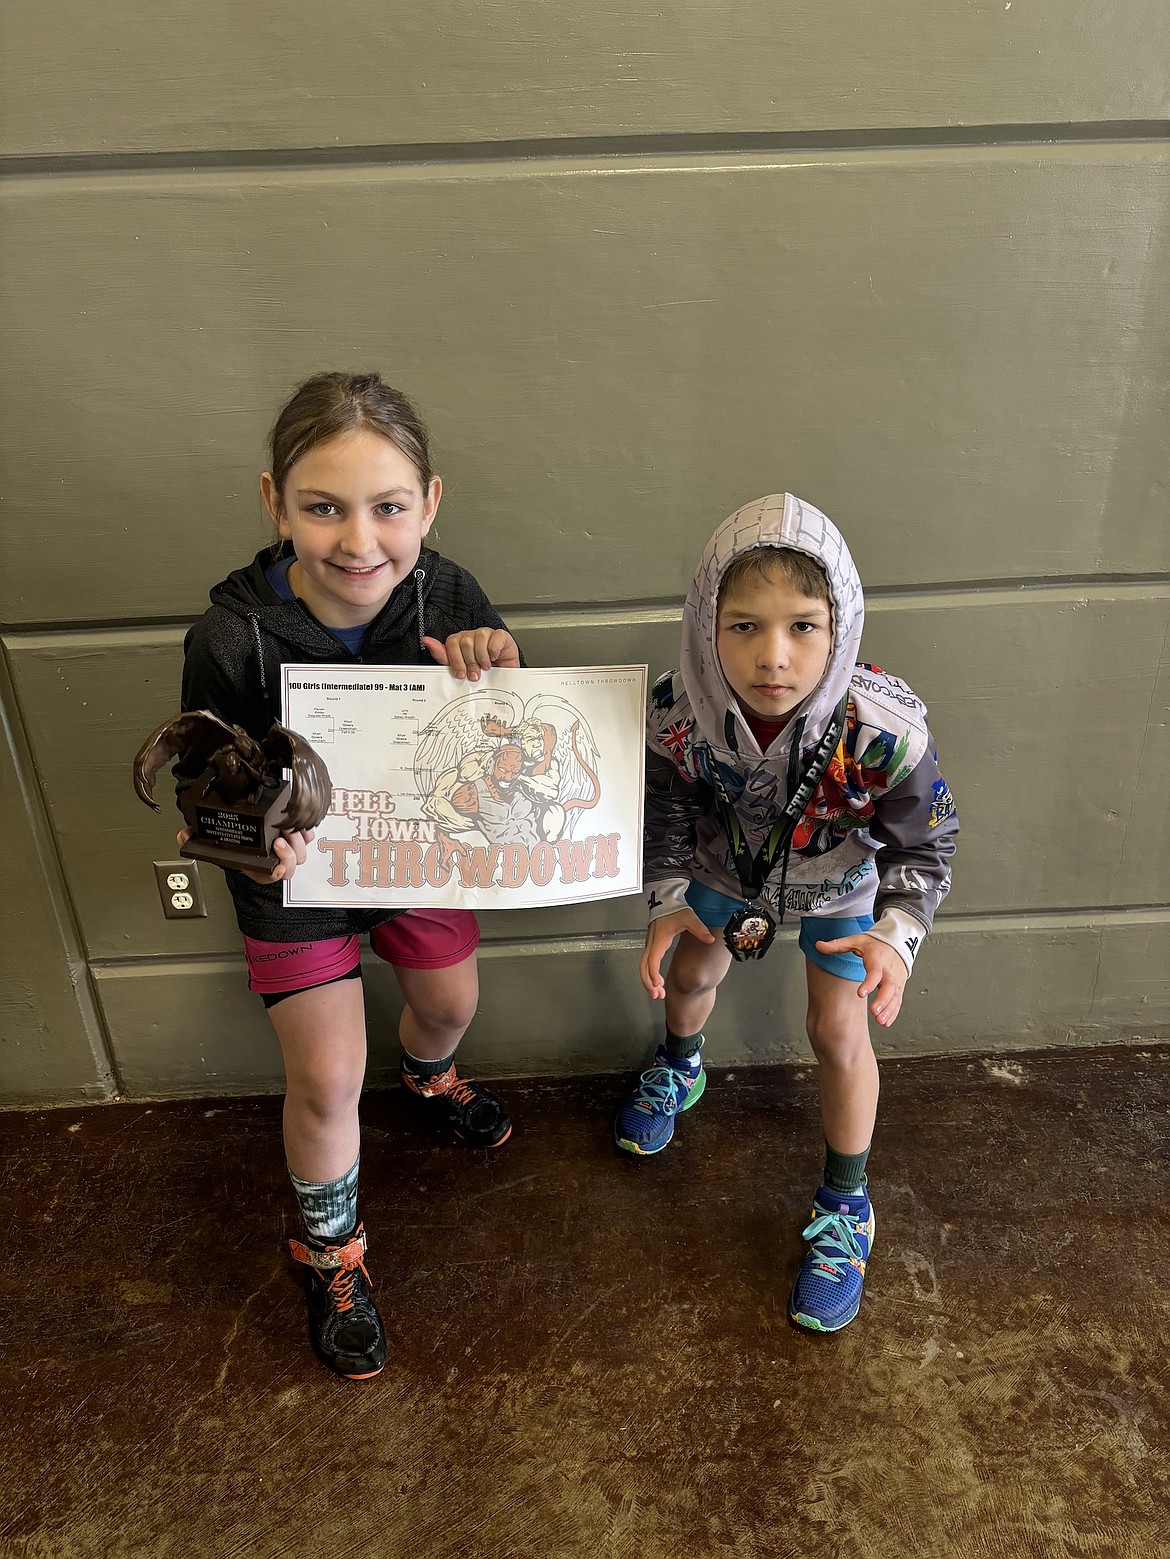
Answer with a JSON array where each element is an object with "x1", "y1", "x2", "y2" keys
[{"x1": 615, "y1": 494, "x2": 958, "y2": 1332}]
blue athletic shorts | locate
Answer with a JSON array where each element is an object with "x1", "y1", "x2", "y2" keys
[{"x1": 684, "y1": 880, "x2": 874, "y2": 982}]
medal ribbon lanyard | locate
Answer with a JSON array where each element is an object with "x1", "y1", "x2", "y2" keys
[{"x1": 709, "y1": 695, "x2": 848, "y2": 914}]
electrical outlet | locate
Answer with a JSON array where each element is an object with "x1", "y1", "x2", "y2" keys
[{"x1": 153, "y1": 860, "x2": 208, "y2": 919}]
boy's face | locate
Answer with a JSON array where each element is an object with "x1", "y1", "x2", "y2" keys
[{"x1": 716, "y1": 569, "x2": 833, "y2": 722}]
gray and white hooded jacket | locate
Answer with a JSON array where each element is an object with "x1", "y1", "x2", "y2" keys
[{"x1": 645, "y1": 494, "x2": 958, "y2": 974}]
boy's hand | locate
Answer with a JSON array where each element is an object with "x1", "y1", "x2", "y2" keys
[
  {"x1": 176, "y1": 825, "x2": 315, "y2": 886},
  {"x1": 423, "y1": 629, "x2": 521, "y2": 682},
  {"x1": 641, "y1": 909, "x2": 716, "y2": 1000},
  {"x1": 814, "y1": 931, "x2": 907, "y2": 1027}
]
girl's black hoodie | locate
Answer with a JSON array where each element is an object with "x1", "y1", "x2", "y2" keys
[{"x1": 178, "y1": 542, "x2": 518, "y2": 942}]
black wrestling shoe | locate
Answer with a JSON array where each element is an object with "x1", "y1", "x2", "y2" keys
[
  {"x1": 288, "y1": 1223, "x2": 387, "y2": 1380},
  {"x1": 401, "y1": 1063, "x2": 513, "y2": 1148}
]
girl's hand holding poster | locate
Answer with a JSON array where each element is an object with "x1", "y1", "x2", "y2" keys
[{"x1": 281, "y1": 665, "x2": 646, "y2": 909}]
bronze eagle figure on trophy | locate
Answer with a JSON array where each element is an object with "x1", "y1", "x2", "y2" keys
[{"x1": 132, "y1": 710, "x2": 332, "y2": 871}]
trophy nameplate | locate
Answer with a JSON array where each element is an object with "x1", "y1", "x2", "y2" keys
[{"x1": 181, "y1": 776, "x2": 294, "y2": 872}]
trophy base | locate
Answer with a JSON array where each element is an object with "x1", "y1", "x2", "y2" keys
[
  {"x1": 178, "y1": 776, "x2": 293, "y2": 875},
  {"x1": 179, "y1": 837, "x2": 280, "y2": 873}
]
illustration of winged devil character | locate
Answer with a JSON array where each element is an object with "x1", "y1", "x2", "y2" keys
[{"x1": 415, "y1": 692, "x2": 601, "y2": 852}]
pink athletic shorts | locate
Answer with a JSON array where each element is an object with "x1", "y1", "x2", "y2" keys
[{"x1": 243, "y1": 910, "x2": 480, "y2": 996}]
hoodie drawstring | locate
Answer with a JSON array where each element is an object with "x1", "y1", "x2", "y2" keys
[
  {"x1": 414, "y1": 567, "x2": 427, "y2": 651},
  {"x1": 775, "y1": 841, "x2": 793, "y2": 928},
  {"x1": 250, "y1": 614, "x2": 267, "y2": 699}
]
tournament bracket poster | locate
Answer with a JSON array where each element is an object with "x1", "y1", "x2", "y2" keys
[{"x1": 281, "y1": 665, "x2": 647, "y2": 910}]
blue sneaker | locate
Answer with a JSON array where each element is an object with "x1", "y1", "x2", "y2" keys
[
  {"x1": 788, "y1": 1183, "x2": 875, "y2": 1333},
  {"x1": 614, "y1": 1046, "x2": 707, "y2": 1155}
]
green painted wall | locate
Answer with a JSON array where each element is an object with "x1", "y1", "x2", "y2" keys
[{"x1": 1, "y1": 5, "x2": 1167, "y2": 1103}]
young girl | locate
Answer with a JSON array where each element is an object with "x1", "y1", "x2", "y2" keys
[{"x1": 176, "y1": 371, "x2": 522, "y2": 1381}]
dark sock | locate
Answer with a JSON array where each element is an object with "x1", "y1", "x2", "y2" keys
[
  {"x1": 663, "y1": 1029, "x2": 704, "y2": 1070},
  {"x1": 289, "y1": 1156, "x2": 360, "y2": 1241},
  {"x1": 823, "y1": 1142, "x2": 870, "y2": 1195},
  {"x1": 401, "y1": 1047, "x2": 458, "y2": 1085}
]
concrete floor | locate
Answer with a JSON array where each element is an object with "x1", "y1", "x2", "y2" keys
[{"x1": 2, "y1": 1044, "x2": 1167, "y2": 1558}]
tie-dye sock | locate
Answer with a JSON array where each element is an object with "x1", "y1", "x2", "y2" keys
[{"x1": 289, "y1": 1156, "x2": 360, "y2": 1240}]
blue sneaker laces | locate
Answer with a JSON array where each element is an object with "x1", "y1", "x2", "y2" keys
[
  {"x1": 629, "y1": 1064, "x2": 693, "y2": 1118},
  {"x1": 800, "y1": 1208, "x2": 868, "y2": 1284}
]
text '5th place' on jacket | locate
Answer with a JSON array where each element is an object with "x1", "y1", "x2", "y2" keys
[{"x1": 645, "y1": 494, "x2": 958, "y2": 975}]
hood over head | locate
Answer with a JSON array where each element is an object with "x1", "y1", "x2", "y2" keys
[{"x1": 679, "y1": 493, "x2": 864, "y2": 764}]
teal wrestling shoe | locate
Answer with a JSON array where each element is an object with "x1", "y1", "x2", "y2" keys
[
  {"x1": 788, "y1": 1183, "x2": 875, "y2": 1333},
  {"x1": 614, "y1": 1046, "x2": 707, "y2": 1155}
]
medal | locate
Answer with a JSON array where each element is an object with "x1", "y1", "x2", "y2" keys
[{"x1": 724, "y1": 902, "x2": 777, "y2": 961}]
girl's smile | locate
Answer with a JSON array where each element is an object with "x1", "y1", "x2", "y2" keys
[{"x1": 261, "y1": 427, "x2": 441, "y2": 630}]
